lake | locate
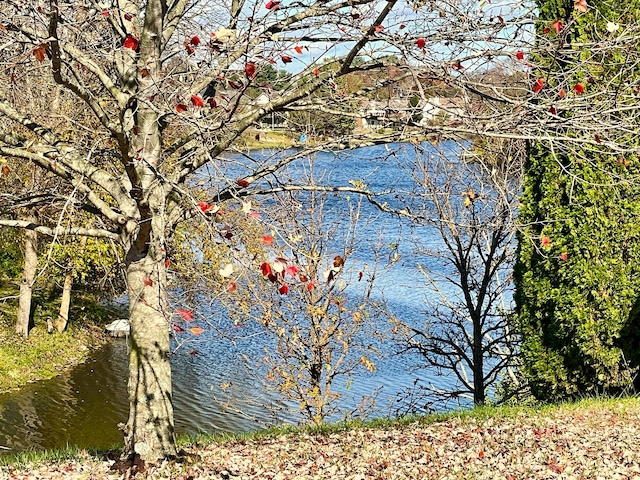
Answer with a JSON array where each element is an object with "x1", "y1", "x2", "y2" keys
[{"x1": 0, "y1": 141, "x2": 479, "y2": 453}]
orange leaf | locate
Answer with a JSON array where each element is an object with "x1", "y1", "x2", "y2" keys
[
  {"x1": 245, "y1": 62, "x2": 256, "y2": 77},
  {"x1": 1, "y1": 165, "x2": 9, "y2": 175},
  {"x1": 189, "y1": 326, "x2": 205, "y2": 336},
  {"x1": 533, "y1": 78, "x2": 545, "y2": 93},
  {"x1": 176, "y1": 103, "x2": 188, "y2": 113},
  {"x1": 294, "y1": 45, "x2": 303, "y2": 54},
  {"x1": 313, "y1": 68, "x2": 320, "y2": 76},
  {"x1": 33, "y1": 45, "x2": 46, "y2": 62},
  {"x1": 261, "y1": 235, "x2": 274, "y2": 246},
  {"x1": 281, "y1": 55, "x2": 292, "y2": 64}
]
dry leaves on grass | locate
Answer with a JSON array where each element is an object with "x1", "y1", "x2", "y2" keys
[{"x1": 3, "y1": 401, "x2": 640, "y2": 479}]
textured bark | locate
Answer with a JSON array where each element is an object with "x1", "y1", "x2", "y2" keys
[
  {"x1": 16, "y1": 217, "x2": 37, "y2": 337},
  {"x1": 123, "y1": 245, "x2": 176, "y2": 461}
]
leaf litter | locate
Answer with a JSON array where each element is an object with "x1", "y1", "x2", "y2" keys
[{"x1": 3, "y1": 400, "x2": 640, "y2": 479}]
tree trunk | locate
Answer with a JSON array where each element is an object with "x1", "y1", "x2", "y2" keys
[
  {"x1": 55, "y1": 269, "x2": 73, "y2": 333},
  {"x1": 122, "y1": 227, "x2": 176, "y2": 461},
  {"x1": 16, "y1": 223, "x2": 37, "y2": 337},
  {"x1": 473, "y1": 314, "x2": 486, "y2": 406}
]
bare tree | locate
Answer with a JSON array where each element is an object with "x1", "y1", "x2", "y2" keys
[{"x1": 387, "y1": 140, "x2": 524, "y2": 408}]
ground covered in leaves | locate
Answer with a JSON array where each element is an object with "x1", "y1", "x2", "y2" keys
[{"x1": 2, "y1": 398, "x2": 640, "y2": 479}]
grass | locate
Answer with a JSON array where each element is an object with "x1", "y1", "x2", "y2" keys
[
  {"x1": 2, "y1": 395, "x2": 639, "y2": 468},
  {"x1": 0, "y1": 281, "x2": 123, "y2": 393}
]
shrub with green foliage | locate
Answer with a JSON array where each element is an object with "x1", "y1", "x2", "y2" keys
[{"x1": 515, "y1": 0, "x2": 640, "y2": 401}]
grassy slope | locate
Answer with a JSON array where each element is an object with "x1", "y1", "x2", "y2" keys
[{"x1": 0, "y1": 282, "x2": 121, "y2": 393}]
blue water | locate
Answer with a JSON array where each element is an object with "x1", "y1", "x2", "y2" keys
[{"x1": 0, "y1": 141, "x2": 484, "y2": 453}]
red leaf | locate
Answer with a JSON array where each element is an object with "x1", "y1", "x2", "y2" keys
[
  {"x1": 543, "y1": 27, "x2": 551, "y2": 34},
  {"x1": 165, "y1": 259, "x2": 171, "y2": 267},
  {"x1": 306, "y1": 280, "x2": 315, "y2": 291},
  {"x1": 497, "y1": 15, "x2": 504, "y2": 23},
  {"x1": 199, "y1": 201, "x2": 210, "y2": 212},
  {"x1": 33, "y1": 45, "x2": 46, "y2": 62},
  {"x1": 552, "y1": 20, "x2": 563, "y2": 34},
  {"x1": 516, "y1": 50, "x2": 524, "y2": 60},
  {"x1": 190, "y1": 326, "x2": 205, "y2": 336},
  {"x1": 123, "y1": 35, "x2": 139, "y2": 50},
  {"x1": 186, "y1": 45, "x2": 195, "y2": 55},
  {"x1": 399, "y1": 24, "x2": 406, "y2": 29},
  {"x1": 595, "y1": 134, "x2": 601, "y2": 143},
  {"x1": 549, "y1": 106, "x2": 557, "y2": 115},
  {"x1": 452, "y1": 60, "x2": 464, "y2": 70},
  {"x1": 285, "y1": 265, "x2": 299, "y2": 277},
  {"x1": 261, "y1": 262, "x2": 273, "y2": 277},
  {"x1": 358, "y1": 271, "x2": 363, "y2": 281},
  {"x1": 541, "y1": 236, "x2": 551, "y2": 247},
  {"x1": 207, "y1": 97, "x2": 217, "y2": 108},
  {"x1": 124, "y1": 13, "x2": 132, "y2": 21},
  {"x1": 374, "y1": 24, "x2": 384, "y2": 33},
  {"x1": 190, "y1": 35, "x2": 201, "y2": 46},
  {"x1": 236, "y1": 178, "x2": 250, "y2": 187},
  {"x1": 265, "y1": 0, "x2": 280, "y2": 10},
  {"x1": 560, "y1": 252, "x2": 568, "y2": 261},
  {"x1": 313, "y1": 68, "x2": 320, "y2": 76},
  {"x1": 261, "y1": 235, "x2": 274, "y2": 246},
  {"x1": 143, "y1": 276, "x2": 153, "y2": 287},
  {"x1": 176, "y1": 103, "x2": 188, "y2": 113},
  {"x1": 294, "y1": 45, "x2": 303, "y2": 54},
  {"x1": 103, "y1": 10, "x2": 109, "y2": 17},
  {"x1": 249, "y1": 212, "x2": 261, "y2": 219},
  {"x1": 533, "y1": 78, "x2": 545, "y2": 93},
  {"x1": 416, "y1": 38, "x2": 425, "y2": 49},
  {"x1": 227, "y1": 282, "x2": 237, "y2": 293},
  {"x1": 279, "y1": 284, "x2": 289, "y2": 295},
  {"x1": 245, "y1": 62, "x2": 256, "y2": 77},
  {"x1": 191, "y1": 95, "x2": 204, "y2": 107},
  {"x1": 281, "y1": 55, "x2": 292, "y2": 64},
  {"x1": 173, "y1": 324, "x2": 185, "y2": 332},
  {"x1": 268, "y1": 273, "x2": 278, "y2": 283},
  {"x1": 574, "y1": 0, "x2": 588, "y2": 12},
  {"x1": 176, "y1": 308, "x2": 193, "y2": 321},
  {"x1": 573, "y1": 83, "x2": 585, "y2": 94}
]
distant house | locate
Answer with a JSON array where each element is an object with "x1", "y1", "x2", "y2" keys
[
  {"x1": 356, "y1": 98, "x2": 410, "y2": 129},
  {"x1": 420, "y1": 97, "x2": 466, "y2": 125}
]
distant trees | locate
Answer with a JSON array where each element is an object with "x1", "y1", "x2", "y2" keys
[{"x1": 515, "y1": 0, "x2": 640, "y2": 400}]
